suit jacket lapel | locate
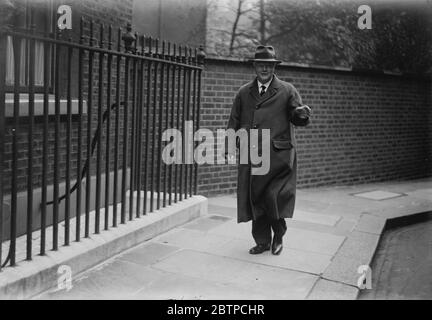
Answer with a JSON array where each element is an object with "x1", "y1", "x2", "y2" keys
[{"x1": 248, "y1": 79, "x2": 260, "y2": 102}]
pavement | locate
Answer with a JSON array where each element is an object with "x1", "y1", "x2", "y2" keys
[{"x1": 35, "y1": 178, "x2": 432, "y2": 300}]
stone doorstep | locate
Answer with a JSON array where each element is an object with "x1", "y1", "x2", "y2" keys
[{"x1": 0, "y1": 195, "x2": 207, "y2": 300}]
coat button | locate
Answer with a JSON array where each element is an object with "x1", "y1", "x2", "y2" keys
[
  {"x1": 255, "y1": 105, "x2": 260, "y2": 109},
  {"x1": 253, "y1": 124, "x2": 258, "y2": 129}
]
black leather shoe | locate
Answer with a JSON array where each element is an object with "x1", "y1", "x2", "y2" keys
[
  {"x1": 249, "y1": 244, "x2": 270, "y2": 255},
  {"x1": 272, "y1": 236, "x2": 283, "y2": 255}
]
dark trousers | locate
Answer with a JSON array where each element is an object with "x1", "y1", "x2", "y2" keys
[{"x1": 252, "y1": 215, "x2": 287, "y2": 245}]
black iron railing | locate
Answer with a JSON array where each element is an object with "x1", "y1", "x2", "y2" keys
[{"x1": 0, "y1": 19, "x2": 205, "y2": 270}]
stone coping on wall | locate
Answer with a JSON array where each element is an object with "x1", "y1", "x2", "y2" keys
[{"x1": 205, "y1": 55, "x2": 432, "y2": 80}]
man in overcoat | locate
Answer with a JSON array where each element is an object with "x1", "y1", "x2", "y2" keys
[{"x1": 227, "y1": 45, "x2": 311, "y2": 255}]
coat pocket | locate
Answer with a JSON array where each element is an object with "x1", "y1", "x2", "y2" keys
[
  {"x1": 272, "y1": 139, "x2": 293, "y2": 150},
  {"x1": 272, "y1": 139, "x2": 294, "y2": 169}
]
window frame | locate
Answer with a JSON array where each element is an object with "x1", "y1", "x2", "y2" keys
[{"x1": 5, "y1": 0, "x2": 55, "y2": 94}]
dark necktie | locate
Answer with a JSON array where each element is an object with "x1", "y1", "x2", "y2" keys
[{"x1": 260, "y1": 85, "x2": 266, "y2": 96}]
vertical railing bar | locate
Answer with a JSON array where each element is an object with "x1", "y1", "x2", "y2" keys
[
  {"x1": 128, "y1": 48, "x2": 137, "y2": 221},
  {"x1": 132, "y1": 32, "x2": 140, "y2": 219},
  {"x1": 150, "y1": 39, "x2": 159, "y2": 213},
  {"x1": 156, "y1": 41, "x2": 165, "y2": 210},
  {"x1": 26, "y1": 23, "x2": 36, "y2": 260},
  {"x1": 41, "y1": 37, "x2": 50, "y2": 253},
  {"x1": 143, "y1": 37, "x2": 153, "y2": 215},
  {"x1": 168, "y1": 44, "x2": 176, "y2": 206},
  {"x1": 95, "y1": 23, "x2": 105, "y2": 234},
  {"x1": 185, "y1": 48, "x2": 192, "y2": 200},
  {"x1": 76, "y1": 17, "x2": 84, "y2": 241},
  {"x1": 53, "y1": 31, "x2": 61, "y2": 250},
  {"x1": 64, "y1": 36, "x2": 73, "y2": 246},
  {"x1": 121, "y1": 55, "x2": 130, "y2": 224},
  {"x1": 0, "y1": 30, "x2": 6, "y2": 270},
  {"x1": 190, "y1": 50, "x2": 197, "y2": 197},
  {"x1": 10, "y1": 36, "x2": 21, "y2": 265},
  {"x1": 163, "y1": 42, "x2": 171, "y2": 208},
  {"x1": 179, "y1": 48, "x2": 187, "y2": 202},
  {"x1": 194, "y1": 66, "x2": 203, "y2": 195},
  {"x1": 174, "y1": 46, "x2": 182, "y2": 204},
  {"x1": 104, "y1": 25, "x2": 113, "y2": 231},
  {"x1": 134, "y1": 63, "x2": 141, "y2": 218},
  {"x1": 25, "y1": 10, "x2": 30, "y2": 85},
  {"x1": 135, "y1": 36, "x2": 145, "y2": 218},
  {"x1": 183, "y1": 60, "x2": 188, "y2": 200},
  {"x1": 85, "y1": 21, "x2": 94, "y2": 238},
  {"x1": 112, "y1": 28, "x2": 121, "y2": 227}
]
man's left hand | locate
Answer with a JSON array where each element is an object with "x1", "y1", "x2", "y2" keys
[{"x1": 294, "y1": 105, "x2": 311, "y2": 119}]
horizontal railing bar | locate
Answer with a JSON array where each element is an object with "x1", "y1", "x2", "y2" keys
[{"x1": 4, "y1": 31, "x2": 202, "y2": 70}]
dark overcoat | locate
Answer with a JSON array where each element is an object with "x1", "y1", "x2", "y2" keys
[{"x1": 227, "y1": 75, "x2": 310, "y2": 223}]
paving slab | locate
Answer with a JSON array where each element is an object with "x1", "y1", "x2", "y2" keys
[
  {"x1": 307, "y1": 279, "x2": 359, "y2": 300},
  {"x1": 210, "y1": 218, "x2": 345, "y2": 255},
  {"x1": 293, "y1": 198, "x2": 331, "y2": 213},
  {"x1": 320, "y1": 230, "x2": 381, "y2": 288},
  {"x1": 151, "y1": 249, "x2": 318, "y2": 299},
  {"x1": 208, "y1": 204, "x2": 238, "y2": 218},
  {"x1": 286, "y1": 218, "x2": 351, "y2": 237},
  {"x1": 283, "y1": 227, "x2": 345, "y2": 255},
  {"x1": 230, "y1": 266, "x2": 318, "y2": 300},
  {"x1": 293, "y1": 210, "x2": 341, "y2": 226},
  {"x1": 118, "y1": 242, "x2": 180, "y2": 266},
  {"x1": 336, "y1": 218, "x2": 358, "y2": 233},
  {"x1": 206, "y1": 238, "x2": 332, "y2": 275},
  {"x1": 208, "y1": 219, "x2": 252, "y2": 240},
  {"x1": 354, "y1": 214, "x2": 386, "y2": 235},
  {"x1": 322, "y1": 254, "x2": 370, "y2": 287},
  {"x1": 299, "y1": 188, "x2": 415, "y2": 212},
  {"x1": 152, "y1": 228, "x2": 232, "y2": 252},
  {"x1": 370, "y1": 200, "x2": 432, "y2": 220},
  {"x1": 39, "y1": 261, "x2": 168, "y2": 300},
  {"x1": 133, "y1": 273, "x2": 270, "y2": 300},
  {"x1": 182, "y1": 215, "x2": 232, "y2": 232},
  {"x1": 406, "y1": 188, "x2": 432, "y2": 201},
  {"x1": 294, "y1": 200, "x2": 364, "y2": 218},
  {"x1": 358, "y1": 194, "x2": 432, "y2": 212},
  {"x1": 336, "y1": 231, "x2": 380, "y2": 263},
  {"x1": 207, "y1": 196, "x2": 237, "y2": 208},
  {"x1": 152, "y1": 249, "x2": 252, "y2": 283}
]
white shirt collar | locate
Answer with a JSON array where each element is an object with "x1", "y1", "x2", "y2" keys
[{"x1": 257, "y1": 76, "x2": 273, "y2": 92}]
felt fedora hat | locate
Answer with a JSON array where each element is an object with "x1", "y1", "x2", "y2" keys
[{"x1": 248, "y1": 45, "x2": 282, "y2": 64}]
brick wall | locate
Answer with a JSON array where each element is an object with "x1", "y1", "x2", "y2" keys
[{"x1": 197, "y1": 58, "x2": 432, "y2": 196}]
